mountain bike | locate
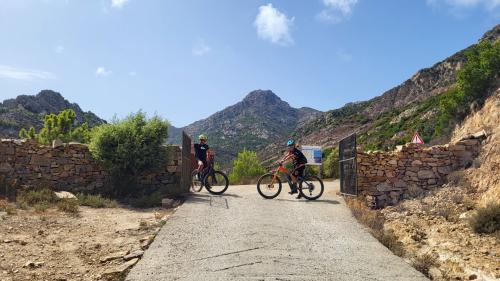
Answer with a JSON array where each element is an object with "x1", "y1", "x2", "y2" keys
[
  {"x1": 191, "y1": 160, "x2": 229, "y2": 195},
  {"x1": 257, "y1": 163, "x2": 324, "y2": 200}
]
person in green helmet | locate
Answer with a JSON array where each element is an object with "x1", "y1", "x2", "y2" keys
[{"x1": 194, "y1": 134, "x2": 210, "y2": 175}]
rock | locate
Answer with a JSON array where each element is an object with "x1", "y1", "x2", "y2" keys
[
  {"x1": 417, "y1": 170, "x2": 435, "y2": 179},
  {"x1": 100, "y1": 251, "x2": 128, "y2": 263},
  {"x1": 123, "y1": 250, "x2": 144, "y2": 261},
  {"x1": 23, "y1": 261, "x2": 44, "y2": 268},
  {"x1": 0, "y1": 162, "x2": 13, "y2": 173},
  {"x1": 101, "y1": 258, "x2": 139, "y2": 281},
  {"x1": 52, "y1": 139, "x2": 64, "y2": 148},
  {"x1": 411, "y1": 160, "x2": 422, "y2": 166},
  {"x1": 468, "y1": 274, "x2": 478, "y2": 280},
  {"x1": 54, "y1": 191, "x2": 77, "y2": 200},
  {"x1": 376, "y1": 182, "x2": 392, "y2": 192}
]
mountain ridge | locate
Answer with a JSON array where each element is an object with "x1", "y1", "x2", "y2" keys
[{"x1": 0, "y1": 90, "x2": 105, "y2": 138}]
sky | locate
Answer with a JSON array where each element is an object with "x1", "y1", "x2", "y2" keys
[{"x1": 0, "y1": 0, "x2": 498, "y2": 127}]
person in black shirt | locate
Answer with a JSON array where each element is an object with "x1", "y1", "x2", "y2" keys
[
  {"x1": 194, "y1": 134, "x2": 210, "y2": 175},
  {"x1": 279, "y1": 139, "x2": 308, "y2": 198}
]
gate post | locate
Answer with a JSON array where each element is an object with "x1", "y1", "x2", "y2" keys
[
  {"x1": 179, "y1": 131, "x2": 192, "y2": 195},
  {"x1": 339, "y1": 134, "x2": 358, "y2": 196}
]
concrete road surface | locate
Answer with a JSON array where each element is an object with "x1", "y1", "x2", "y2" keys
[{"x1": 127, "y1": 181, "x2": 428, "y2": 281}]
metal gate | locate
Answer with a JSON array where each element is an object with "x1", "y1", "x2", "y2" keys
[
  {"x1": 179, "y1": 131, "x2": 192, "y2": 194},
  {"x1": 339, "y1": 134, "x2": 357, "y2": 196}
]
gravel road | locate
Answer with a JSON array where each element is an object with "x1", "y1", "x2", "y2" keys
[{"x1": 126, "y1": 181, "x2": 428, "y2": 281}]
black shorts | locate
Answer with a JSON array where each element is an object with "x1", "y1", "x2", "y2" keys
[{"x1": 292, "y1": 165, "x2": 305, "y2": 177}]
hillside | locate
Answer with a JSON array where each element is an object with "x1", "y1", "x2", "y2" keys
[
  {"x1": 260, "y1": 24, "x2": 500, "y2": 163},
  {"x1": 0, "y1": 90, "x2": 105, "y2": 138},
  {"x1": 168, "y1": 90, "x2": 322, "y2": 165}
]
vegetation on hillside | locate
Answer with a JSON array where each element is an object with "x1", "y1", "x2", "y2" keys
[
  {"x1": 19, "y1": 109, "x2": 91, "y2": 145},
  {"x1": 360, "y1": 40, "x2": 499, "y2": 151},
  {"x1": 229, "y1": 150, "x2": 266, "y2": 184},
  {"x1": 89, "y1": 112, "x2": 170, "y2": 196}
]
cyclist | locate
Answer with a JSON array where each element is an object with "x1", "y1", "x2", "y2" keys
[
  {"x1": 279, "y1": 139, "x2": 308, "y2": 198},
  {"x1": 194, "y1": 134, "x2": 210, "y2": 178}
]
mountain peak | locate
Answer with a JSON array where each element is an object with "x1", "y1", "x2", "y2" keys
[{"x1": 243, "y1": 90, "x2": 282, "y2": 103}]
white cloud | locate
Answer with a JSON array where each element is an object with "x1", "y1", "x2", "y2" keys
[
  {"x1": 96, "y1": 67, "x2": 112, "y2": 77},
  {"x1": 192, "y1": 39, "x2": 211, "y2": 56},
  {"x1": 54, "y1": 45, "x2": 64, "y2": 54},
  {"x1": 317, "y1": 0, "x2": 358, "y2": 23},
  {"x1": 0, "y1": 65, "x2": 56, "y2": 81},
  {"x1": 254, "y1": 3, "x2": 294, "y2": 46},
  {"x1": 427, "y1": 0, "x2": 500, "y2": 10},
  {"x1": 111, "y1": 0, "x2": 129, "y2": 9}
]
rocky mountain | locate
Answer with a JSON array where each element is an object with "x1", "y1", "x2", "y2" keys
[
  {"x1": 168, "y1": 90, "x2": 322, "y2": 165},
  {"x1": 0, "y1": 90, "x2": 105, "y2": 138},
  {"x1": 259, "y1": 24, "x2": 500, "y2": 163}
]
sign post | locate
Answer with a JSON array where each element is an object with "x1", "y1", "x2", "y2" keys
[
  {"x1": 301, "y1": 146, "x2": 322, "y2": 165},
  {"x1": 411, "y1": 132, "x2": 425, "y2": 145}
]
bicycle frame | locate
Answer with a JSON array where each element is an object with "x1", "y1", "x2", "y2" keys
[{"x1": 269, "y1": 165, "x2": 299, "y2": 189}]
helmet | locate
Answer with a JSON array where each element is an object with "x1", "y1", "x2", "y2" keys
[
  {"x1": 198, "y1": 134, "x2": 208, "y2": 141},
  {"x1": 286, "y1": 139, "x2": 295, "y2": 146}
]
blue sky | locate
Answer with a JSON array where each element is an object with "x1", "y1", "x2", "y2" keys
[{"x1": 0, "y1": 0, "x2": 498, "y2": 127}]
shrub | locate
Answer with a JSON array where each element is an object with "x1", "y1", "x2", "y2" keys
[
  {"x1": 34, "y1": 202, "x2": 50, "y2": 213},
  {"x1": 57, "y1": 199, "x2": 79, "y2": 214},
  {"x1": 229, "y1": 150, "x2": 266, "y2": 184},
  {"x1": 412, "y1": 253, "x2": 438, "y2": 278},
  {"x1": 0, "y1": 199, "x2": 17, "y2": 215},
  {"x1": 76, "y1": 193, "x2": 118, "y2": 208},
  {"x1": 376, "y1": 229, "x2": 405, "y2": 257},
  {"x1": 17, "y1": 188, "x2": 58, "y2": 206},
  {"x1": 345, "y1": 197, "x2": 384, "y2": 231},
  {"x1": 129, "y1": 191, "x2": 164, "y2": 208},
  {"x1": 469, "y1": 203, "x2": 500, "y2": 234},
  {"x1": 89, "y1": 112, "x2": 169, "y2": 196}
]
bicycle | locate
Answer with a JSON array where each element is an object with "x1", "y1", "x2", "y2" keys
[
  {"x1": 191, "y1": 160, "x2": 229, "y2": 195},
  {"x1": 257, "y1": 163, "x2": 324, "y2": 200}
]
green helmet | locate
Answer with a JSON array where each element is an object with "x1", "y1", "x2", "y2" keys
[{"x1": 198, "y1": 134, "x2": 208, "y2": 141}]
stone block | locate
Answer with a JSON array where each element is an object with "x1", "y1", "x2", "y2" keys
[{"x1": 417, "y1": 170, "x2": 436, "y2": 179}]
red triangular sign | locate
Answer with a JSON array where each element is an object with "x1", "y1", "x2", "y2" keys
[{"x1": 411, "y1": 132, "x2": 425, "y2": 144}]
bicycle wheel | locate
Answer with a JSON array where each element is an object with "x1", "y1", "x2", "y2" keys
[
  {"x1": 204, "y1": 171, "x2": 229, "y2": 195},
  {"x1": 191, "y1": 170, "x2": 203, "y2": 192},
  {"x1": 257, "y1": 173, "x2": 282, "y2": 199},
  {"x1": 299, "y1": 176, "x2": 324, "y2": 200}
]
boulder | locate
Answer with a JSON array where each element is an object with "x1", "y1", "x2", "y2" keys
[{"x1": 54, "y1": 191, "x2": 77, "y2": 200}]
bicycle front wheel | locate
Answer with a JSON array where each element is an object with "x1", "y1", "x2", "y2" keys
[
  {"x1": 257, "y1": 173, "x2": 282, "y2": 199},
  {"x1": 191, "y1": 170, "x2": 203, "y2": 192},
  {"x1": 204, "y1": 171, "x2": 229, "y2": 195},
  {"x1": 299, "y1": 176, "x2": 324, "y2": 200}
]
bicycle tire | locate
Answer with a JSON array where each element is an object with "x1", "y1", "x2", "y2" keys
[
  {"x1": 204, "y1": 171, "x2": 229, "y2": 195},
  {"x1": 191, "y1": 170, "x2": 203, "y2": 192},
  {"x1": 257, "y1": 173, "x2": 282, "y2": 199},
  {"x1": 299, "y1": 175, "x2": 324, "y2": 200}
]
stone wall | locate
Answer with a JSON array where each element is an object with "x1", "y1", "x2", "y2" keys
[
  {"x1": 357, "y1": 138, "x2": 482, "y2": 208},
  {"x1": 0, "y1": 139, "x2": 182, "y2": 198}
]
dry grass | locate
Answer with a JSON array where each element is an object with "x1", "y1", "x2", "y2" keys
[
  {"x1": 469, "y1": 202, "x2": 500, "y2": 234},
  {"x1": 76, "y1": 193, "x2": 119, "y2": 208},
  {"x1": 412, "y1": 252, "x2": 438, "y2": 278},
  {"x1": 345, "y1": 197, "x2": 405, "y2": 256},
  {"x1": 0, "y1": 199, "x2": 17, "y2": 215},
  {"x1": 56, "y1": 199, "x2": 79, "y2": 214}
]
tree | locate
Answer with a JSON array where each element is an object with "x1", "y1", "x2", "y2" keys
[
  {"x1": 322, "y1": 148, "x2": 339, "y2": 179},
  {"x1": 89, "y1": 112, "x2": 170, "y2": 196},
  {"x1": 18, "y1": 109, "x2": 91, "y2": 145},
  {"x1": 229, "y1": 150, "x2": 266, "y2": 184}
]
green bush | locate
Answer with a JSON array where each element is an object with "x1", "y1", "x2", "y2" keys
[
  {"x1": 322, "y1": 147, "x2": 339, "y2": 179},
  {"x1": 89, "y1": 112, "x2": 169, "y2": 196},
  {"x1": 76, "y1": 193, "x2": 118, "y2": 208},
  {"x1": 19, "y1": 109, "x2": 91, "y2": 145},
  {"x1": 229, "y1": 150, "x2": 266, "y2": 184},
  {"x1": 469, "y1": 203, "x2": 500, "y2": 234}
]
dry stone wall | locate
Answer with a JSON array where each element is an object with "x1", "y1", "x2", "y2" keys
[
  {"x1": 0, "y1": 139, "x2": 182, "y2": 198},
  {"x1": 357, "y1": 138, "x2": 482, "y2": 208}
]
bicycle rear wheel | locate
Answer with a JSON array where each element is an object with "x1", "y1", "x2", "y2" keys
[
  {"x1": 191, "y1": 170, "x2": 203, "y2": 192},
  {"x1": 204, "y1": 171, "x2": 229, "y2": 195},
  {"x1": 257, "y1": 173, "x2": 282, "y2": 199},
  {"x1": 299, "y1": 176, "x2": 324, "y2": 200}
]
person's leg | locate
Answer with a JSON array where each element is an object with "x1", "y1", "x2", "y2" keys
[
  {"x1": 295, "y1": 167, "x2": 305, "y2": 199},
  {"x1": 288, "y1": 168, "x2": 299, "y2": 194}
]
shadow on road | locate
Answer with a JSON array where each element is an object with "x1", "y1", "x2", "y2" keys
[{"x1": 276, "y1": 198, "x2": 340, "y2": 205}]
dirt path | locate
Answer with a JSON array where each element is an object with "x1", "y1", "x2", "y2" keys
[{"x1": 127, "y1": 181, "x2": 428, "y2": 281}]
